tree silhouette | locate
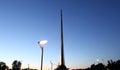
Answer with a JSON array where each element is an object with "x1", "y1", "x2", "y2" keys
[
  {"x1": 116, "y1": 60, "x2": 120, "y2": 70},
  {"x1": 90, "y1": 63, "x2": 105, "y2": 70},
  {"x1": 107, "y1": 59, "x2": 120, "y2": 70},
  {"x1": 90, "y1": 64, "x2": 95, "y2": 70},
  {"x1": 0, "y1": 61, "x2": 8, "y2": 70},
  {"x1": 12, "y1": 60, "x2": 22, "y2": 70}
]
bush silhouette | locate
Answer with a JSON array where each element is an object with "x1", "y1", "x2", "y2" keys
[
  {"x1": 0, "y1": 62, "x2": 8, "y2": 70},
  {"x1": 12, "y1": 60, "x2": 22, "y2": 70}
]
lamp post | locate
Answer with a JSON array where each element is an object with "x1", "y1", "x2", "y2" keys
[
  {"x1": 38, "y1": 40, "x2": 48, "y2": 70},
  {"x1": 96, "y1": 59, "x2": 99, "y2": 64},
  {"x1": 28, "y1": 64, "x2": 29, "y2": 70},
  {"x1": 50, "y1": 61, "x2": 53, "y2": 70}
]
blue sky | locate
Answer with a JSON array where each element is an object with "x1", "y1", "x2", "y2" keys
[{"x1": 0, "y1": 0, "x2": 120, "y2": 69}]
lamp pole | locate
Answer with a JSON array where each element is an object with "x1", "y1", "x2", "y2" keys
[
  {"x1": 41, "y1": 47, "x2": 43, "y2": 70},
  {"x1": 38, "y1": 40, "x2": 48, "y2": 70},
  {"x1": 50, "y1": 61, "x2": 53, "y2": 70}
]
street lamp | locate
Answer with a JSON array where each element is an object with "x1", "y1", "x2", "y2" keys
[
  {"x1": 38, "y1": 40, "x2": 48, "y2": 70},
  {"x1": 96, "y1": 59, "x2": 99, "y2": 64}
]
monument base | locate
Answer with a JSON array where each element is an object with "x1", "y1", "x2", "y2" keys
[{"x1": 55, "y1": 65, "x2": 68, "y2": 70}]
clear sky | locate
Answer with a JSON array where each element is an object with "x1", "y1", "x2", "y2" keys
[{"x1": 0, "y1": 0, "x2": 120, "y2": 70}]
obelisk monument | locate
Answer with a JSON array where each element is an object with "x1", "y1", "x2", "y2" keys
[{"x1": 55, "y1": 10, "x2": 68, "y2": 70}]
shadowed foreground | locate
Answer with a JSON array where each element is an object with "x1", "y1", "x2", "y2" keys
[
  {"x1": 0, "y1": 59, "x2": 120, "y2": 70},
  {"x1": 72, "y1": 59, "x2": 120, "y2": 70}
]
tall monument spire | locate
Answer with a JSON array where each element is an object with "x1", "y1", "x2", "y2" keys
[
  {"x1": 55, "y1": 9, "x2": 67, "y2": 70},
  {"x1": 60, "y1": 9, "x2": 65, "y2": 66}
]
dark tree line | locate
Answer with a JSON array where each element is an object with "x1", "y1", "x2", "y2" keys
[
  {"x1": 0, "y1": 60, "x2": 21, "y2": 70},
  {"x1": 84, "y1": 59, "x2": 120, "y2": 70},
  {"x1": 1, "y1": 59, "x2": 120, "y2": 70}
]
